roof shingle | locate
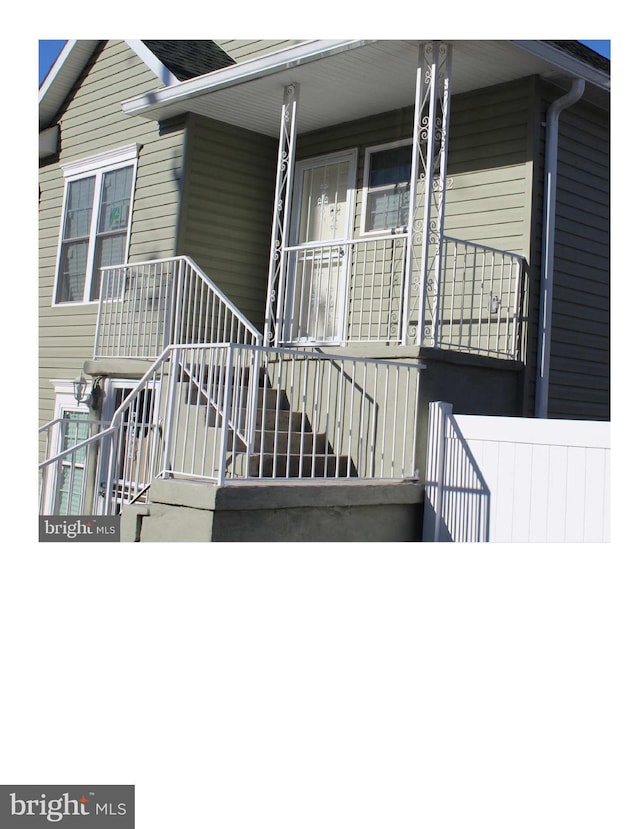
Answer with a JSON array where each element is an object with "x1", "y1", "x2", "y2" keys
[{"x1": 142, "y1": 40, "x2": 235, "y2": 81}]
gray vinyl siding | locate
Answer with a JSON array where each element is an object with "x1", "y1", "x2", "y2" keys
[
  {"x1": 214, "y1": 40, "x2": 304, "y2": 63},
  {"x1": 177, "y1": 114, "x2": 277, "y2": 328},
  {"x1": 527, "y1": 84, "x2": 609, "y2": 420},
  {"x1": 39, "y1": 40, "x2": 186, "y2": 438}
]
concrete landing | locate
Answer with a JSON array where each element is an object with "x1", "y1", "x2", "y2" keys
[{"x1": 121, "y1": 477, "x2": 425, "y2": 543}]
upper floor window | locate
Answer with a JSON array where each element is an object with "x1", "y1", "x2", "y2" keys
[
  {"x1": 361, "y1": 140, "x2": 412, "y2": 234},
  {"x1": 54, "y1": 145, "x2": 139, "y2": 304}
]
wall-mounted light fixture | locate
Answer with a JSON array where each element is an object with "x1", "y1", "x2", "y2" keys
[
  {"x1": 73, "y1": 373, "x2": 104, "y2": 410},
  {"x1": 73, "y1": 373, "x2": 90, "y2": 405}
]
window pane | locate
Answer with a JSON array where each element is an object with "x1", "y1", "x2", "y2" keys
[
  {"x1": 366, "y1": 187, "x2": 410, "y2": 231},
  {"x1": 63, "y1": 177, "x2": 95, "y2": 239},
  {"x1": 98, "y1": 166, "x2": 133, "y2": 233},
  {"x1": 365, "y1": 145, "x2": 412, "y2": 232},
  {"x1": 55, "y1": 412, "x2": 90, "y2": 515},
  {"x1": 90, "y1": 233, "x2": 127, "y2": 300},
  {"x1": 61, "y1": 411, "x2": 90, "y2": 457},
  {"x1": 56, "y1": 240, "x2": 90, "y2": 303},
  {"x1": 55, "y1": 162, "x2": 135, "y2": 304},
  {"x1": 369, "y1": 146, "x2": 412, "y2": 187}
]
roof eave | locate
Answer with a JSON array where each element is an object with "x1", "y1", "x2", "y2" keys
[
  {"x1": 508, "y1": 40, "x2": 610, "y2": 91},
  {"x1": 39, "y1": 40, "x2": 100, "y2": 129},
  {"x1": 121, "y1": 39, "x2": 372, "y2": 118}
]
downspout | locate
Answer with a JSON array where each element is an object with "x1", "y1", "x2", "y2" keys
[{"x1": 534, "y1": 78, "x2": 585, "y2": 418}]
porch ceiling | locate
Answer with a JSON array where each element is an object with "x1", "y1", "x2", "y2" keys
[{"x1": 121, "y1": 39, "x2": 609, "y2": 137}]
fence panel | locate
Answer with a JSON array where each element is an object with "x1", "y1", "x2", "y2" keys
[{"x1": 425, "y1": 402, "x2": 610, "y2": 542}]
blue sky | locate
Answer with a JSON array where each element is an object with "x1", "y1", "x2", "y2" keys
[{"x1": 38, "y1": 39, "x2": 611, "y2": 86}]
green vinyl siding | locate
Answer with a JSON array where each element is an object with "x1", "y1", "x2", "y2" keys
[
  {"x1": 214, "y1": 40, "x2": 304, "y2": 63},
  {"x1": 297, "y1": 78, "x2": 533, "y2": 251},
  {"x1": 177, "y1": 114, "x2": 277, "y2": 328},
  {"x1": 296, "y1": 78, "x2": 535, "y2": 354},
  {"x1": 39, "y1": 39, "x2": 186, "y2": 446}
]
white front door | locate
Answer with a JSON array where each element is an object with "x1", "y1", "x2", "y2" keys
[{"x1": 286, "y1": 150, "x2": 356, "y2": 343}]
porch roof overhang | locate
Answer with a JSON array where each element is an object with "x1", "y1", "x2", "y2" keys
[{"x1": 121, "y1": 39, "x2": 610, "y2": 137}]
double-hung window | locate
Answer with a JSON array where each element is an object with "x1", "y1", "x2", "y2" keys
[
  {"x1": 361, "y1": 140, "x2": 412, "y2": 234},
  {"x1": 54, "y1": 145, "x2": 139, "y2": 304}
]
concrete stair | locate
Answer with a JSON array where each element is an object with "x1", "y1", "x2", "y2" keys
[
  {"x1": 229, "y1": 371, "x2": 353, "y2": 479},
  {"x1": 179, "y1": 359, "x2": 354, "y2": 480}
]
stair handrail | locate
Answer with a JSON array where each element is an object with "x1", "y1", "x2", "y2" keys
[
  {"x1": 38, "y1": 426, "x2": 119, "y2": 473},
  {"x1": 180, "y1": 255, "x2": 263, "y2": 347},
  {"x1": 40, "y1": 346, "x2": 176, "y2": 515},
  {"x1": 95, "y1": 255, "x2": 263, "y2": 359},
  {"x1": 176, "y1": 345, "x2": 260, "y2": 450},
  {"x1": 39, "y1": 342, "x2": 259, "y2": 514},
  {"x1": 39, "y1": 426, "x2": 119, "y2": 515}
]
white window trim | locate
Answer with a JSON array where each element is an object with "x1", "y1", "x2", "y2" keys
[
  {"x1": 52, "y1": 144, "x2": 140, "y2": 307},
  {"x1": 359, "y1": 138, "x2": 412, "y2": 237}
]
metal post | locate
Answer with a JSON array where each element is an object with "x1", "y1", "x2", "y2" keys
[
  {"x1": 94, "y1": 267, "x2": 108, "y2": 358},
  {"x1": 264, "y1": 83, "x2": 299, "y2": 348},
  {"x1": 404, "y1": 42, "x2": 452, "y2": 347},
  {"x1": 162, "y1": 348, "x2": 180, "y2": 479},
  {"x1": 430, "y1": 44, "x2": 453, "y2": 349},
  {"x1": 171, "y1": 257, "x2": 185, "y2": 346},
  {"x1": 217, "y1": 345, "x2": 236, "y2": 485}
]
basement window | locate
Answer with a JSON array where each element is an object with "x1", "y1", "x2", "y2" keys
[
  {"x1": 53, "y1": 145, "x2": 139, "y2": 305},
  {"x1": 361, "y1": 140, "x2": 412, "y2": 234}
]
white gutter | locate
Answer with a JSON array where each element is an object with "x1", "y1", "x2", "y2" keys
[
  {"x1": 121, "y1": 39, "x2": 371, "y2": 116},
  {"x1": 534, "y1": 78, "x2": 585, "y2": 418}
]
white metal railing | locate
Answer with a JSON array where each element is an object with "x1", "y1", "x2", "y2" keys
[
  {"x1": 282, "y1": 234, "x2": 408, "y2": 344},
  {"x1": 280, "y1": 234, "x2": 525, "y2": 358},
  {"x1": 94, "y1": 255, "x2": 262, "y2": 359},
  {"x1": 435, "y1": 237, "x2": 525, "y2": 359},
  {"x1": 223, "y1": 345, "x2": 424, "y2": 483},
  {"x1": 39, "y1": 425, "x2": 118, "y2": 515},
  {"x1": 39, "y1": 417, "x2": 112, "y2": 463},
  {"x1": 39, "y1": 417, "x2": 112, "y2": 514},
  {"x1": 42, "y1": 343, "x2": 424, "y2": 515},
  {"x1": 118, "y1": 343, "x2": 423, "y2": 490}
]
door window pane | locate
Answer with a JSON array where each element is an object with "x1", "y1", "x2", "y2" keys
[{"x1": 298, "y1": 160, "x2": 351, "y2": 243}]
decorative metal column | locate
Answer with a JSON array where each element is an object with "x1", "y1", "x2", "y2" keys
[
  {"x1": 403, "y1": 42, "x2": 453, "y2": 347},
  {"x1": 264, "y1": 83, "x2": 299, "y2": 347}
]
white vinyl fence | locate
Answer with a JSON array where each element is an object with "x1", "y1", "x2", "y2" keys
[{"x1": 425, "y1": 402, "x2": 610, "y2": 542}]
